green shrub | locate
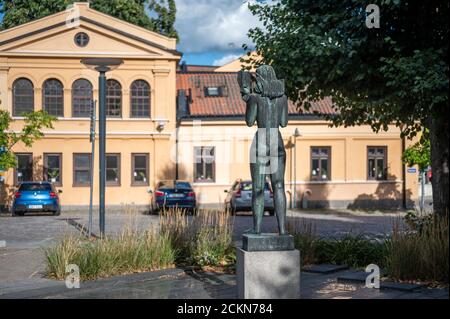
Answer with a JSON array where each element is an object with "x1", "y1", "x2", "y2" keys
[
  {"x1": 287, "y1": 218, "x2": 386, "y2": 268},
  {"x1": 315, "y1": 235, "x2": 387, "y2": 269}
]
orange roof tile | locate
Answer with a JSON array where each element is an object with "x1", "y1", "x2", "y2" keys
[{"x1": 177, "y1": 72, "x2": 335, "y2": 117}]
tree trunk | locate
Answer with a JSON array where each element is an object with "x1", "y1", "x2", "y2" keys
[{"x1": 428, "y1": 113, "x2": 449, "y2": 217}]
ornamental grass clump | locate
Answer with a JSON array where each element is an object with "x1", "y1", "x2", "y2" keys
[
  {"x1": 286, "y1": 218, "x2": 321, "y2": 266},
  {"x1": 45, "y1": 227, "x2": 175, "y2": 281},
  {"x1": 385, "y1": 215, "x2": 449, "y2": 283},
  {"x1": 159, "y1": 209, "x2": 235, "y2": 267}
]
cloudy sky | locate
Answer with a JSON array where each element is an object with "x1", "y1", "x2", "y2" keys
[{"x1": 175, "y1": 0, "x2": 263, "y2": 66}]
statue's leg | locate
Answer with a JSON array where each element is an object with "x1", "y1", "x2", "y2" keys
[
  {"x1": 271, "y1": 151, "x2": 287, "y2": 235},
  {"x1": 250, "y1": 159, "x2": 265, "y2": 234}
]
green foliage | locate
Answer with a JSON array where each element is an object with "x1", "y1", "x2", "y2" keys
[
  {"x1": 245, "y1": 1, "x2": 448, "y2": 139},
  {"x1": 287, "y1": 218, "x2": 386, "y2": 268},
  {"x1": 0, "y1": 0, "x2": 178, "y2": 39},
  {"x1": 0, "y1": 110, "x2": 55, "y2": 170},
  {"x1": 402, "y1": 131, "x2": 431, "y2": 171},
  {"x1": 148, "y1": 0, "x2": 178, "y2": 40},
  {"x1": 404, "y1": 210, "x2": 433, "y2": 233},
  {"x1": 315, "y1": 235, "x2": 387, "y2": 269}
]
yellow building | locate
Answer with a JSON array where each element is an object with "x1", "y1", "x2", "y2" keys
[
  {"x1": 0, "y1": 2, "x2": 419, "y2": 212},
  {"x1": 1, "y1": 3, "x2": 180, "y2": 210},
  {"x1": 176, "y1": 65, "x2": 419, "y2": 210}
]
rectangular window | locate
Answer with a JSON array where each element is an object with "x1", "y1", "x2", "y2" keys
[
  {"x1": 44, "y1": 153, "x2": 62, "y2": 186},
  {"x1": 14, "y1": 153, "x2": 33, "y2": 185},
  {"x1": 310, "y1": 147, "x2": 331, "y2": 181},
  {"x1": 368, "y1": 146, "x2": 387, "y2": 180},
  {"x1": 132, "y1": 153, "x2": 149, "y2": 186},
  {"x1": 106, "y1": 154, "x2": 120, "y2": 186},
  {"x1": 194, "y1": 146, "x2": 215, "y2": 183},
  {"x1": 73, "y1": 153, "x2": 91, "y2": 186}
]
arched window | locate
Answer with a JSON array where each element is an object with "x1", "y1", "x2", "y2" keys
[
  {"x1": 130, "y1": 80, "x2": 150, "y2": 118},
  {"x1": 43, "y1": 79, "x2": 64, "y2": 117},
  {"x1": 106, "y1": 79, "x2": 122, "y2": 117},
  {"x1": 13, "y1": 78, "x2": 34, "y2": 116},
  {"x1": 72, "y1": 79, "x2": 93, "y2": 118}
]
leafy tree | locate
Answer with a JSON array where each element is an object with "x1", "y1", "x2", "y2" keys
[
  {"x1": 0, "y1": 110, "x2": 55, "y2": 170},
  {"x1": 402, "y1": 131, "x2": 430, "y2": 171},
  {"x1": 0, "y1": 0, "x2": 178, "y2": 40},
  {"x1": 148, "y1": 0, "x2": 178, "y2": 40},
  {"x1": 246, "y1": 0, "x2": 448, "y2": 216}
]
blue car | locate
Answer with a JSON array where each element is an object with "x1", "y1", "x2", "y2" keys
[
  {"x1": 12, "y1": 182, "x2": 61, "y2": 216},
  {"x1": 151, "y1": 180, "x2": 196, "y2": 214}
]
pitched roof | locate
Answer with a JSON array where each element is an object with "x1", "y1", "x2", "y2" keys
[
  {"x1": 177, "y1": 71, "x2": 335, "y2": 118},
  {"x1": 0, "y1": 2, "x2": 181, "y2": 58}
]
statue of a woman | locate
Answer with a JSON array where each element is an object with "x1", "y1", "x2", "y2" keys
[{"x1": 238, "y1": 65, "x2": 288, "y2": 235}]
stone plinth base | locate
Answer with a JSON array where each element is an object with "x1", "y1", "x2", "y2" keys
[
  {"x1": 243, "y1": 233, "x2": 295, "y2": 251},
  {"x1": 237, "y1": 248, "x2": 300, "y2": 299}
]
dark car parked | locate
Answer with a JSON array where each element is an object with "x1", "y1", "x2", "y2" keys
[
  {"x1": 224, "y1": 179, "x2": 274, "y2": 215},
  {"x1": 151, "y1": 180, "x2": 196, "y2": 214},
  {"x1": 12, "y1": 182, "x2": 61, "y2": 216}
]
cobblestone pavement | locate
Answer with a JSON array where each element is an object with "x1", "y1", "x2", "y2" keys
[{"x1": 0, "y1": 267, "x2": 447, "y2": 299}]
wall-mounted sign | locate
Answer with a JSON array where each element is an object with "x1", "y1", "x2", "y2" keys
[{"x1": 407, "y1": 168, "x2": 417, "y2": 173}]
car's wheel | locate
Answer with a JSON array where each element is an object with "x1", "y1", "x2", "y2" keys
[
  {"x1": 53, "y1": 210, "x2": 61, "y2": 216},
  {"x1": 268, "y1": 210, "x2": 275, "y2": 216}
]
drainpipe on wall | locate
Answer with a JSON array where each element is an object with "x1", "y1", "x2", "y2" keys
[
  {"x1": 401, "y1": 127, "x2": 407, "y2": 209},
  {"x1": 176, "y1": 89, "x2": 189, "y2": 180}
]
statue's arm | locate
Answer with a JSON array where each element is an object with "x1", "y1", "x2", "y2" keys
[
  {"x1": 238, "y1": 70, "x2": 257, "y2": 127},
  {"x1": 279, "y1": 95, "x2": 288, "y2": 128},
  {"x1": 245, "y1": 95, "x2": 257, "y2": 127}
]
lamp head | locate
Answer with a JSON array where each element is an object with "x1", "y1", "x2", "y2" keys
[{"x1": 81, "y1": 58, "x2": 123, "y2": 73}]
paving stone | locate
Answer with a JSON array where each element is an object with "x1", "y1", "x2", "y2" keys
[
  {"x1": 337, "y1": 271, "x2": 426, "y2": 292},
  {"x1": 303, "y1": 264, "x2": 349, "y2": 274},
  {"x1": 0, "y1": 266, "x2": 447, "y2": 299},
  {"x1": 380, "y1": 281, "x2": 424, "y2": 292},
  {"x1": 337, "y1": 271, "x2": 368, "y2": 283}
]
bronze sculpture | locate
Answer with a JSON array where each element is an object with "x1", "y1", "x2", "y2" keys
[{"x1": 238, "y1": 65, "x2": 288, "y2": 235}]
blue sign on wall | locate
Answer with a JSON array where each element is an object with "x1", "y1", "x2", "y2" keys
[{"x1": 407, "y1": 167, "x2": 417, "y2": 173}]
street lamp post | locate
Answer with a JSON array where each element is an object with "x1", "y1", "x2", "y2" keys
[
  {"x1": 293, "y1": 128, "x2": 301, "y2": 210},
  {"x1": 81, "y1": 58, "x2": 123, "y2": 236}
]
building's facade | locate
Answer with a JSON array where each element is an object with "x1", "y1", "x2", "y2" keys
[
  {"x1": 1, "y1": 3, "x2": 180, "y2": 209},
  {"x1": 0, "y1": 2, "x2": 419, "y2": 211},
  {"x1": 176, "y1": 69, "x2": 419, "y2": 210}
]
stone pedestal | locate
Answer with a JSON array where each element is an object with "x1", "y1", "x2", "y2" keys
[{"x1": 237, "y1": 234, "x2": 301, "y2": 299}]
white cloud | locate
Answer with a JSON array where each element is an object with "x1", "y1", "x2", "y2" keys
[
  {"x1": 175, "y1": 0, "x2": 263, "y2": 53},
  {"x1": 212, "y1": 53, "x2": 241, "y2": 66}
]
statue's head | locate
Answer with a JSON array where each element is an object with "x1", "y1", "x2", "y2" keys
[{"x1": 254, "y1": 65, "x2": 285, "y2": 99}]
